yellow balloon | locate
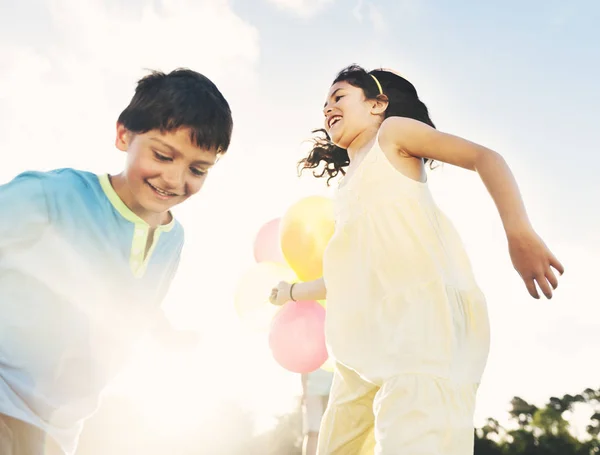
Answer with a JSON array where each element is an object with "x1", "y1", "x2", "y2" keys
[
  {"x1": 317, "y1": 299, "x2": 327, "y2": 308},
  {"x1": 280, "y1": 196, "x2": 335, "y2": 282},
  {"x1": 234, "y1": 262, "x2": 297, "y2": 332}
]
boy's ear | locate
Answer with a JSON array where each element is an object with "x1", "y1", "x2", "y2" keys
[{"x1": 115, "y1": 122, "x2": 132, "y2": 152}]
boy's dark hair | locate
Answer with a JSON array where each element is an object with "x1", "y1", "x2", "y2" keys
[
  {"x1": 299, "y1": 64, "x2": 435, "y2": 184},
  {"x1": 118, "y1": 68, "x2": 233, "y2": 154}
]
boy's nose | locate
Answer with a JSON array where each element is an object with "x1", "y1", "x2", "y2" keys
[{"x1": 162, "y1": 166, "x2": 185, "y2": 191}]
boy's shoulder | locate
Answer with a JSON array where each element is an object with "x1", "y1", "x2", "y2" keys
[
  {"x1": 40, "y1": 168, "x2": 98, "y2": 187},
  {"x1": 8, "y1": 168, "x2": 105, "y2": 215},
  {"x1": 4, "y1": 168, "x2": 100, "y2": 200},
  {"x1": 12, "y1": 168, "x2": 99, "y2": 190}
]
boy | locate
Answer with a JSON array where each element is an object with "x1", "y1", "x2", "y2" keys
[{"x1": 0, "y1": 68, "x2": 233, "y2": 455}]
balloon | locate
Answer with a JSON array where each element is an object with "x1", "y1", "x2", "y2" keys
[
  {"x1": 280, "y1": 196, "x2": 335, "y2": 281},
  {"x1": 317, "y1": 299, "x2": 327, "y2": 308},
  {"x1": 253, "y1": 218, "x2": 285, "y2": 264},
  {"x1": 234, "y1": 262, "x2": 297, "y2": 332},
  {"x1": 268, "y1": 300, "x2": 327, "y2": 373}
]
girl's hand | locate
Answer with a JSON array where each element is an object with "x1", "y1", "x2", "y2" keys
[
  {"x1": 269, "y1": 281, "x2": 292, "y2": 306},
  {"x1": 508, "y1": 228, "x2": 564, "y2": 299}
]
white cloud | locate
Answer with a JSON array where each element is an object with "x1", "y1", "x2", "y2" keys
[
  {"x1": 351, "y1": 0, "x2": 387, "y2": 32},
  {"x1": 352, "y1": 0, "x2": 364, "y2": 22},
  {"x1": 0, "y1": 0, "x2": 260, "y2": 179},
  {"x1": 265, "y1": 0, "x2": 335, "y2": 17},
  {"x1": 367, "y1": 2, "x2": 387, "y2": 33}
]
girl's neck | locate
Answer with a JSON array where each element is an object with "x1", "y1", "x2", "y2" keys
[{"x1": 346, "y1": 124, "x2": 381, "y2": 162}]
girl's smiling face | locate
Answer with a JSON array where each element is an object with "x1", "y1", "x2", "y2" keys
[{"x1": 323, "y1": 81, "x2": 386, "y2": 149}]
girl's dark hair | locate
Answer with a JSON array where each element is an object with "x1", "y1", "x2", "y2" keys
[{"x1": 299, "y1": 64, "x2": 435, "y2": 184}]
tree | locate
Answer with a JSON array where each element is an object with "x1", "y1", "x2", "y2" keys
[
  {"x1": 475, "y1": 387, "x2": 600, "y2": 455},
  {"x1": 509, "y1": 397, "x2": 538, "y2": 429}
]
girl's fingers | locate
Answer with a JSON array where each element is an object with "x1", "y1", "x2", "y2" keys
[
  {"x1": 269, "y1": 288, "x2": 278, "y2": 304},
  {"x1": 536, "y1": 275, "x2": 553, "y2": 299},
  {"x1": 546, "y1": 268, "x2": 558, "y2": 290},
  {"x1": 525, "y1": 278, "x2": 540, "y2": 299},
  {"x1": 549, "y1": 253, "x2": 565, "y2": 276}
]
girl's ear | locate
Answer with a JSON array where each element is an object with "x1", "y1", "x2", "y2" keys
[{"x1": 371, "y1": 95, "x2": 389, "y2": 116}]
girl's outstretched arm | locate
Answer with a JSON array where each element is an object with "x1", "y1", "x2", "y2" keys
[
  {"x1": 379, "y1": 116, "x2": 564, "y2": 299},
  {"x1": 270, "y1": 278, "x2": 327, "y2": 306}
]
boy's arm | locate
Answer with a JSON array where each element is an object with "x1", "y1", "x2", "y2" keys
[
  {"x1": 151, "y1": 308, "x2": 200, "y2": 350},
  {"x1": 152, "y1": 308, "x2": 175, "y2": 337},
  {"x1": 0, "y1": 172, "x2": 50, "y2": 251},
  {"x1": 150, "y1": 245, "x2": 200, "y2": 350}
]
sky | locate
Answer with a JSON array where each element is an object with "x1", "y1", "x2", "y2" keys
[{"x1": 1, "y1": 0, "x2": 599, "y2": 440}]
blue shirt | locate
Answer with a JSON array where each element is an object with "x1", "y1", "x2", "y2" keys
[{"x1": 0, "y1": 169, "x2": 184, "y2": 454}]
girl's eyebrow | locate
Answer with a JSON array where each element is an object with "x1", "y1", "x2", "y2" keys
[{"x1": 324, "y1": 88, "x2": 343, "y2": 108}]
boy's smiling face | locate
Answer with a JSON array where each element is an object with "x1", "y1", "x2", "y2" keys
[{"x1": 112, "y1": 123, "x2": 219, "y2": 226}]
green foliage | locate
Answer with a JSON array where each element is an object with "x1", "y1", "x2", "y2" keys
[
  {"x1": 475, "y1": 387, "x2": 600, "y2": 455},
  {"x1": 77, "y1": 386, "x2": 600, "y2": 454}
]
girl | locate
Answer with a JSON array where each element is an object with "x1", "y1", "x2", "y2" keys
[{"x1": 270, "y1": 65, "x2": 563, "y2": 455}]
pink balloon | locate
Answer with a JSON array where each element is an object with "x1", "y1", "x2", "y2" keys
[
  {"x1": 268, "y1": 300, "x2": 328, "y2": 373},
  {"x1": 253, "y1": 218, "x2": 285, "y2": 264}
]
